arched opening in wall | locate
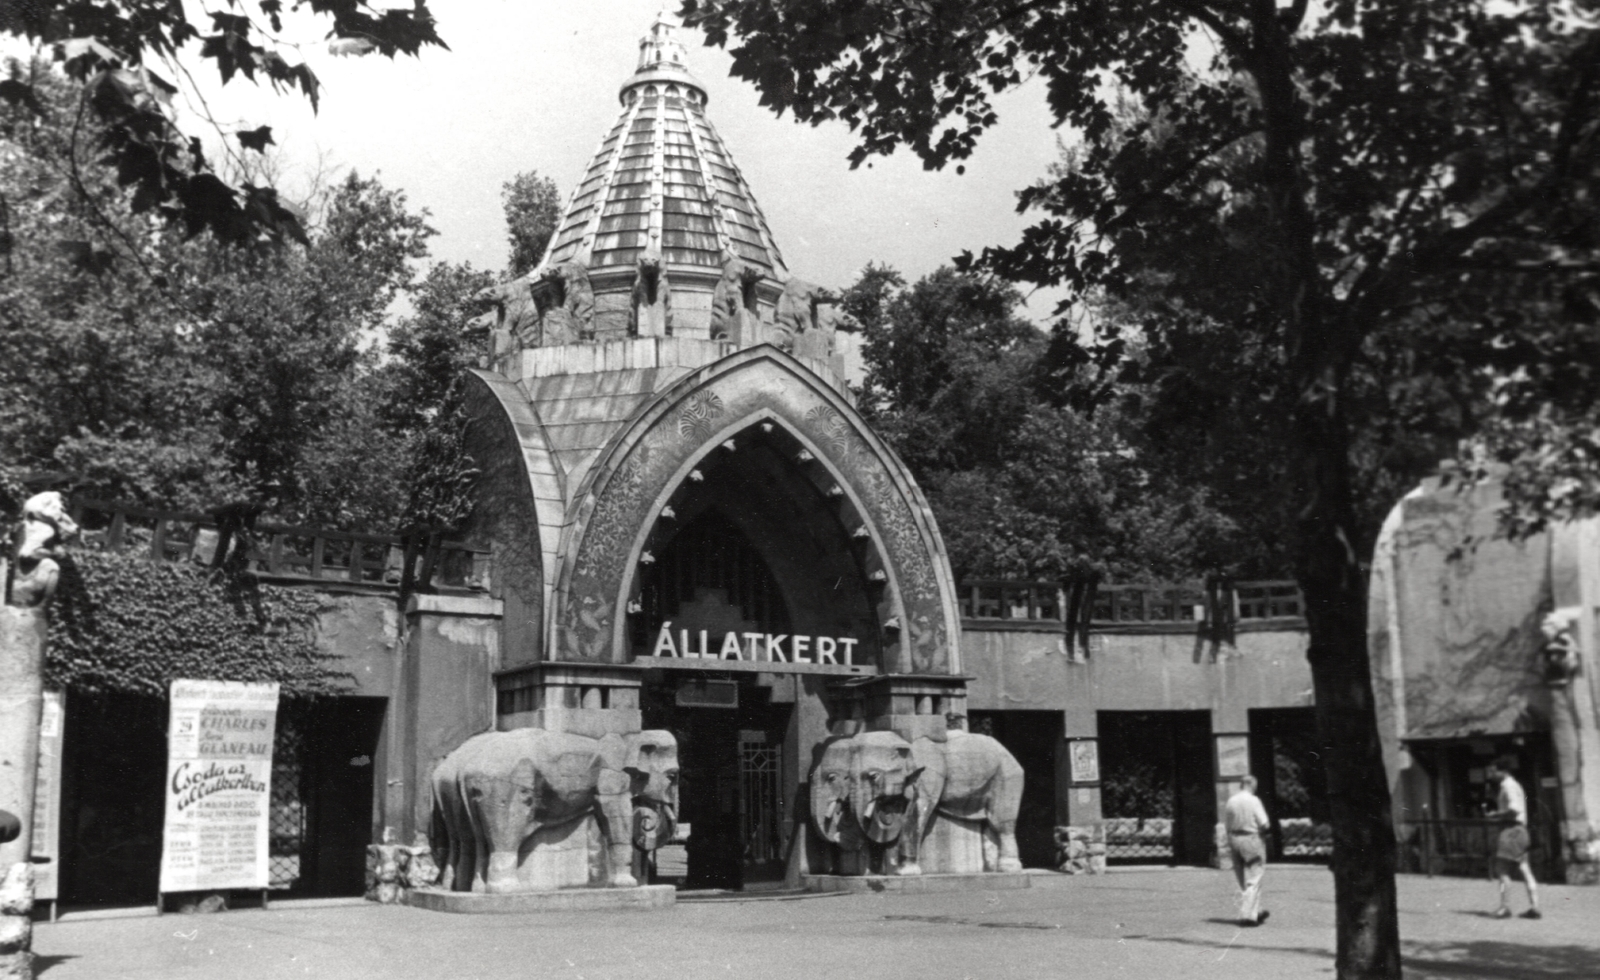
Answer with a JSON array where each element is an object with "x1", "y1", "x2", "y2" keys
[
  {"x1": 626, "y1": 420, "x2": 884, "y2": 667},
  {"x1": 625, "y1": 419, "x2": 885, "y2": 890}
]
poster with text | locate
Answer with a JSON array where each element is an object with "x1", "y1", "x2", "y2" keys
[
  {"x1": 159, "y1": 680, "x2": 279, "y2": 893},
  {"x1": 31, "y1": 691, "x2": 64, "y2": 901}
]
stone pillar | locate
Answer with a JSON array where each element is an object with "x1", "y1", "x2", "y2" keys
[
  {"x1": 391, "y1": 594, "x2": 502, "y2": 842},
  {"x1": 853, "y1": 674, "x2": 966, "y2": 745},
  {"x1": 0, "y1": 608, "x2": 44, "y2": 980},
  {"x1": 1211, "y1": 726, "x2": 1254, "y2": 871},
  {"x1": 1057, "y1": 714, "x2": 1105, "y2": 874},
  {"x1": 495, "y1": 663, "x2": 643, "y2": 738}
]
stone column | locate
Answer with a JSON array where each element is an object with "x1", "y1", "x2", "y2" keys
[
  {"x1": 0, "y1": 610, "x2": 44, "y2": 871},
  {"x1": 0, "y1": 608, "x2": 44, "y2": 980},
  {"x1": 1057, "y1": 715, "x2": 1105, "y2": 874},
  {"x1": 391, "y1": 594, "x2": 502, "y2": 842}
]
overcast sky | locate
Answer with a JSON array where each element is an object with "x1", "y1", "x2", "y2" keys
[{"x1": 62, "y1": 1, "x2": 1076, "y2": 318}]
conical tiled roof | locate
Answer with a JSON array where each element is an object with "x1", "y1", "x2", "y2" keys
[{"x1": 542, "y1": 15, "x2": 788, "y2": 278}]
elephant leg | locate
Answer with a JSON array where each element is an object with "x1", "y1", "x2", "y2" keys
[
  {"x1": 431, "y1": 796, "x2": 456, "y2": 891},
  {"x1": 434, "y1": 774, "x2": 472, "y2": 892},
  {"x1": 992, "y1": 755, "x2": 1025, "y2": 873},
  {"x1": 594, "y1": 791, "x2": 638, "y2": 887},
  {"x1": 992, "y1": 818, "x2": 1022, "y2": 873}
]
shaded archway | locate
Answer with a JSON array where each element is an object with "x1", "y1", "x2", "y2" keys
[
  {"x1": 625, "y1": 420, "x2": 882, "y2": 665},
  {"x1": 549, "y1": 346, "x2": 962, "y2": 673}
]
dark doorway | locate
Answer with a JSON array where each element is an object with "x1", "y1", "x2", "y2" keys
[
  {"x1": 1401, "y1": 734, "x2": 1564, "y2": 883},
  {"x1": 643, "y1": 675, "x2": 791, "y2": 890},
  {"x1": 290, "y1": 697, "x2": 387, "y2": 896},
  {"x1": 968, "y1": 710, "x2": 1061, "y2": 868},
  {"x1": 1248, "y1": 708, "x2": 1332, "y2": 862},
  {"x1": 1098, "y1": 710, "x2": 1215, "y2": 866},
  {"x1": 59, "y1": 692, "x2": 167, "y2": 906}
]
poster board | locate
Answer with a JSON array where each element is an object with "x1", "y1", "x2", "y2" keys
[
  {"x1": 159, "y1": 680, "x2": 279, "y2": 894},
  {"x1": 1067, "y1": 738, "x2": 1100, "y2": 785},
  {"x1": 31, "y1": 691, "x2": 64, "y2": 902},
  {"x1": 1215, "y1": 733, "x2": 1251, "y2": 780}
]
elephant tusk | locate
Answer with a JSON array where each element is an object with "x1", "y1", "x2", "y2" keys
[
  {"x1": 823, "y1": 799, "x2": 842, "y2": 834},
  {"x1": 862, "y1": 798, "x2": 877, "y2": 823}
]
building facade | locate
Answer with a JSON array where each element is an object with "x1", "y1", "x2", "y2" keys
[
  {"x1": 35, "y1": 19, "x2": 1332, "y2": 905},
  {"x1": 1370, "y1": 478, "x2": 1600, "y2": 884}
]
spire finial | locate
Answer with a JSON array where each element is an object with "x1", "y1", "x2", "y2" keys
[{"x1": 622, "y1": 11, "x2": 705, "y2": 104}]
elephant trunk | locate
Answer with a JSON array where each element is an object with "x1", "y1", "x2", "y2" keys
[
  {"x1": 856, "y1": 777, "x2": 911, "y2": 845},
  {"x1": 484, "y1": 850, "x2": 521, "y2": 893},
  {"x1": 812, "y1": 773, "x2": 850, "y2": 844}
]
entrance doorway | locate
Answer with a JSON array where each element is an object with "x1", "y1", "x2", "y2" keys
[
  {"x1": 643, "y1": 675, "x2": 792, "y2": 890},
  {"x1": 1400, "y1": 734, "x2": 1564, "y2": 883},
  {"x1": 1248, "y1": 708, "x2": 1332, "y2": 862},
  {"x1": 59, "y1": 692, "x2": 167, "y2": 906},
  {"x1": 280, "y1": 697, "x2": 387, "y2": 896},
  {"x1": 1098, "y1": 710, "x2": 1215, "y2": 865}
]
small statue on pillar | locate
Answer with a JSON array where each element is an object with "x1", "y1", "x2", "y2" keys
[
  {"x1": 709, "y1": 250, "x2": 764, "y2": 344},
  {"x1": 631, "y1": 246, "x2": 671, "y2": 337},
  {"x1": 1542, "y1": 608, "x2": 1581, "y2": 686},
  {"x1": 539, "y1": 260, "x2": 596, "y2": 344},
  {"x1": 774, "y1": 276, "x2": 837, "y2": 358},
  {"x1": 476, "y1": 277, "x2": 542, "y2": 350},
  {"x1": 6, "y1": 492, "x2": 79, "y2": 609}
]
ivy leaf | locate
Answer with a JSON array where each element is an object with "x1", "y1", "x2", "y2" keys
[
  {"x1": 0, "y1": 78, "x2": 42, "y2": 116},
  {"x1": 56, "y1": 239, "x2": 117, "y2": 274},
  {"x1": 237, "y1": 125, "x2": 275, "y2": 152}
]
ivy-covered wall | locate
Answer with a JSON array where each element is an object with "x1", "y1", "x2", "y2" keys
[{"x1": 46, "y1": 550, "x2": 351, "y2": 697}]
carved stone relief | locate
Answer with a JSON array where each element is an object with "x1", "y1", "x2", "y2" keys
[{"x1": 552, "y1": 355, "x2": 954, "y2": 670}]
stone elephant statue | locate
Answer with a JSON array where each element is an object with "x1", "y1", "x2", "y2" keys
[
  {"x1": 809, "y1": 730, "x2": 1023, "y2": 876},
  {"x1": 431, "y1": 728, "x2": 678, "y2": 893}
]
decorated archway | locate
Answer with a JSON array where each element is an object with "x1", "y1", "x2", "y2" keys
[{"x1": 548, "y1": 346, "x2": 962, "y2": 675}]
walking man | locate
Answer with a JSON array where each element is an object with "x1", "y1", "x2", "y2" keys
[
  {"x1": 1223, "y1": 775, "x2": 1270, "y2": 927},
  {"x1": 1485, "y1": 756, "x2": 1541, "y2": 919}
]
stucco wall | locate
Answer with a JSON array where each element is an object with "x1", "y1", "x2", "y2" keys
[
  {"x1": 314, "y1": 593, "x2": 402, "y2": 698},
  {"x1": 963, "y1": 624, "x2": 1313, "y2": 730}
]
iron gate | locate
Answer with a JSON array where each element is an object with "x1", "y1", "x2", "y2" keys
[{"x1": 738, "y1": 738, "x2": 783, "y2": 867}]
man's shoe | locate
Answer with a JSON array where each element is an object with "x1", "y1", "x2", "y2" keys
[
  {"x1": 1240, "y1": 918, "x2": 1258, "y2": 928},
  {"x1": 1520, "y1": 909, "x2": 1542, "y2": 920},
  {"x1": 1493, "y1": 908, "x2": 1513, "y2": 919},
  {"x1": 1256, "y1": 911, "x2": 1270, "y2": 925}
]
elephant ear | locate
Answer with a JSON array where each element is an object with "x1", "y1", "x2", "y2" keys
[{"x1": 810, "y1": 771, "x2": 849, "y2": 844}]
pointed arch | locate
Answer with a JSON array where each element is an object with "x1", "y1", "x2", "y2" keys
[{"x1": 547, "y1": 345, "x2": 961, "y2": 674}]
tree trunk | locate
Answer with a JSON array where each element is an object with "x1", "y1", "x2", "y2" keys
[{"x1": 1293, "y1": 392, "x2": 1403, "y2": 980}]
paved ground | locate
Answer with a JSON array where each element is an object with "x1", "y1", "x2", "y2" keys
[{"x1": 30, "y1": 867, "x2": 1600, "y2": 980}]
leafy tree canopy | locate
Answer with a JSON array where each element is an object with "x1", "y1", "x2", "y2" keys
[
  {"x1": 0, "y1": 0, "x2": 445, "y2": 248},
  {"x1": 501, "y1": 171, "x2": 562, "y2": 278},
  {"x1": 680, "y1": 3, "x2": 1600, "y2": 976},
  {"x1": 850, "y1": 264, "x2": 1254, "y2": 582},
  {"x1": 0, "y1": 63, "x2": 434, "y2": 530}
]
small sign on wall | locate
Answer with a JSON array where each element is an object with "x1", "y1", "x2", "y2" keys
[
  {"x1": 1215, "y1": 733, "x2": 1251, "y2": 779},
  {"x1": 1067, "y1": 738, "x2": 1100, "y2": 785},
  {"x1": 676, "y1": 679, "x2": 738, "y2": 709},
  {"x1": 31, "y1": 691, "x2": 64, "y2": 903}
]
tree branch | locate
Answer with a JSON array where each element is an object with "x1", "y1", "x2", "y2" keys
[{"x1": 1162, "y1": 0, "x2": 1249, "y2": 55}]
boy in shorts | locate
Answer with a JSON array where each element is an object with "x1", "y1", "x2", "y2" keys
[{"x1": 1485, "y1": 756, "x2": 1541, "y2": 920}]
